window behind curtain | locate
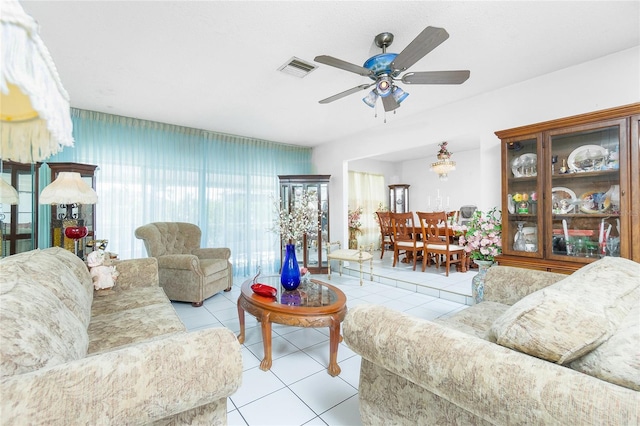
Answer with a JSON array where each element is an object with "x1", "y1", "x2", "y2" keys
[
  {"x1": 348, "y1": 171, "x2": 386, "y2": 249},
  {"x1": 40, "y1": 109, "x2": 312, "y2": 277}
]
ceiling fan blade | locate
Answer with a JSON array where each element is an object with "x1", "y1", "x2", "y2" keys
[
  {"x1": 319, "y1": 84, "x2": 373, "y2": 104},
  {"x1": 391, "y1": 26, "x2": 449, "y2": 73},
  {"x1": 401, "y1": 70, "x2": 470, "y2": 85},
  {"x1": 381, "y1": 95, "x2": 400, "y2": 112},
  {"x1": 314, "y1": 55, "x2": 373, "y2": 77}
]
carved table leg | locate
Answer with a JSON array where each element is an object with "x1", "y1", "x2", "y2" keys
[
  {"x1": 327, "y1": 315, "x2": 342, "y2": 376},
  {"x1": 259, "y1": 312, "x2": 273, "y2": 371},
  {"x1": 237, "y1": 298, "x2": 245, "y2": 344}
]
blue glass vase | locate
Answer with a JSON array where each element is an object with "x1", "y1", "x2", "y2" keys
[{"x1": 281, "y1": 244, "x2": 301, "y2": 291}]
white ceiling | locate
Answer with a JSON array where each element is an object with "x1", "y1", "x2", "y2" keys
[{"x1": 19, "y1": 1, "x2": 640, "y2": 159}]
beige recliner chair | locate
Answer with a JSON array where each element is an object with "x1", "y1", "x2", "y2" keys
[{"x1": 135, "y1": 222, "x2": 232, "y2": 307}]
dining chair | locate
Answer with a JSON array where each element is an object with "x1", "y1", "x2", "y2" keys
[
  {"x1": 375, "y1": 211, "x2": 394, "y2": 259},
  {"x1": 390, "y1": 212, "x2": 424, "y2": 271},
  {"x1": 416, "y1": 211, "x2": 466, "y2": 276}
]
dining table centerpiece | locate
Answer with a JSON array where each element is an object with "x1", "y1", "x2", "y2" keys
[
  {"x1": 271, "y1": 191, "x2": 319, "y2": 290},
  {"x1": 454, "y1": 207, "x2": 502, "y2": 304}
]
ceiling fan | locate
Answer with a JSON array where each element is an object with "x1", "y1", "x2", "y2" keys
[{"x1": 314, "y1": 26, "x2": 470, "y2": 112}]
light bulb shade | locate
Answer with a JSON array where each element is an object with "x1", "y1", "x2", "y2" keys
[
  {"x1": 0, "y1": 178, "x2": 19, "y2": 205},
  {"x1": 392, "y1": 86, "x2": 409, "y2": 104},
  {"x1": 362, "y1": 90, "x2": 378, "y2": 108},
  {"x1": 40, "y1": 172, "x2": 98, "y2": 205},
  {"x1": 376, "y1": 76, "x2": 392, "y2": 97}
]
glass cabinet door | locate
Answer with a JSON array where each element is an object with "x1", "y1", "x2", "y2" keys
[
  {"x1": 546, "y1": 119, "x2": 626, "y2": 262},
  {"x1": 502, "y1": 136, "x2": 542, "y2": 257}
]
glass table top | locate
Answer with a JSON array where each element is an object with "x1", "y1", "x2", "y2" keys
[{"x1": 244, "y1": 275, "x2": 339, "y2": 307}]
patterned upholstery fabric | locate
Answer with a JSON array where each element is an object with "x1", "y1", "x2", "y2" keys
[
  {"x1": 0, "y1": 248, "x2": 243, "y2": 425},
  {"x1": 489, "y1": 257, "x2": 640, "y2": 364},
  {"x1": 344, "y1": 258, "x2": 640, "y2": 425},
  {"x1": 570, "y1": 303, "x2": 640, "y2": 390},
  {"x1": 0, "y1": 248, "x2": 90, "y2": 376},
  {"x1": 135, "y1": 222, "x2": 232, "y2": 305},
  {"x1": 1, "y1": 248, "x2": 93, "y2": 326}
]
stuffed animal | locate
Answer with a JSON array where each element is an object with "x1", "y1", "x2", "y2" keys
[{"x1": 87, "y1": 250, "x2": 119, "y2": 290}]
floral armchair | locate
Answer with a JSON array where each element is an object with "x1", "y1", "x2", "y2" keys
[{"x1": 135, "y1": 222, "x2": 232, "y2": 307}]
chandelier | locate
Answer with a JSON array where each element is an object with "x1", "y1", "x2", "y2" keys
[{"x1": 430, "y1": 142, "x2": 456, "y2": 181}]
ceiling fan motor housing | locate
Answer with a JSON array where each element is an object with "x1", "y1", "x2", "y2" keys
[{"x1": 363, "y1": 53, "x2": 400, "y2": 78}]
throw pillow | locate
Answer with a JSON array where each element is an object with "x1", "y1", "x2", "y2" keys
[
  {"x1": 569, "y1": 304, "x2": 640, "y2": 391},
  {"x1": 488, "y1": 257, "x2": 639, "y2": 364}
]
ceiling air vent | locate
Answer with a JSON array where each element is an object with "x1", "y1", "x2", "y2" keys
[{"x1": 278, "y1": 57, "x2": 317, "y2": 78}]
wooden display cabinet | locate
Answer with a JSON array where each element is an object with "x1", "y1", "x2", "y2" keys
[
  {"x1": 47, "y1": 162, "x2": 98, "y2": 260},
  {"x1": 496, "y1": 103, "x2": 640, "y2": 273},
  {"x1": 278, "y1": 175, "x2": 330, "y2": 274},
  {"x1": 1, "y1": 161, "x2": 41, "y2": 256}
]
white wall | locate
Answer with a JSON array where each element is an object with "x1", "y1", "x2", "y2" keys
[{"x1": 312, "y1": 47, "x2": 640, "y2": 244}]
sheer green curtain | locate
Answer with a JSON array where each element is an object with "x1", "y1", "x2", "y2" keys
[
  {"x1": 348, "y1": 171, "x2": 386, "y2": 248},
  {"x1": 40, "y1": 109, "x2": 311, "y2": 277}
]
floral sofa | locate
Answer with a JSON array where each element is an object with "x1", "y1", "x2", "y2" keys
[
  {"x1": 343, "y1": 257, "x2": 639, "y2": 425},
  {"x1": 0, "y1": 247, "x2": 242, "y2": 425}
]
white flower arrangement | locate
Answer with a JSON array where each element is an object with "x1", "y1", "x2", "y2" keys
[{"x1": 271, "y1": 191, "x2": 319, "y2": 245}]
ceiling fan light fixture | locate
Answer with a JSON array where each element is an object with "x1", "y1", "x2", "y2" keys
[
  {"x1": 376, "y1": 76, "x2": 392, "y2": 97},
  {"x1": 392, "y1": 86, "x2": 409, "y2": 104},
  {"x1": 362, "y1": 90, "x2": 378, "y2": 108}
]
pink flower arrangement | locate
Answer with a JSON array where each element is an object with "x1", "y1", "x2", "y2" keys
[
  {"x1": 348, "y1": 207, "x2": 363, "y2": 232},
  {"x1": 454, "y1": 207, "x2": 502, "y2": 261}
]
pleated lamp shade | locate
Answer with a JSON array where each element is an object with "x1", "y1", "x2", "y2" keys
[
  {"x1": 39, "y1": 172, "x2": 97, "y2": 205},
  {"x1": 0, "y1": 178, "x2": 19, "y2": 205}
]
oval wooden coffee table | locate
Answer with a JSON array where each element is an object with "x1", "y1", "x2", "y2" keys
[{"x1": 237, "y1": 275, "x2": 347, "y2": 376}]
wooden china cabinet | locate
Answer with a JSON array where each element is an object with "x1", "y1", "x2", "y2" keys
[{"x1": 495, "y1": 103, "x2": 640, "y2": 274}]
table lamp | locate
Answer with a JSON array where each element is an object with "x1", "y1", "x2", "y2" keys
[{"x1": 40, "y1": 172, "x2": 97, "y2": 257}]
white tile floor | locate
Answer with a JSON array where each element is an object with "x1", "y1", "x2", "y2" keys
[{"x1": 171, "y1": 250, "x2": 473, "y2": 426}]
